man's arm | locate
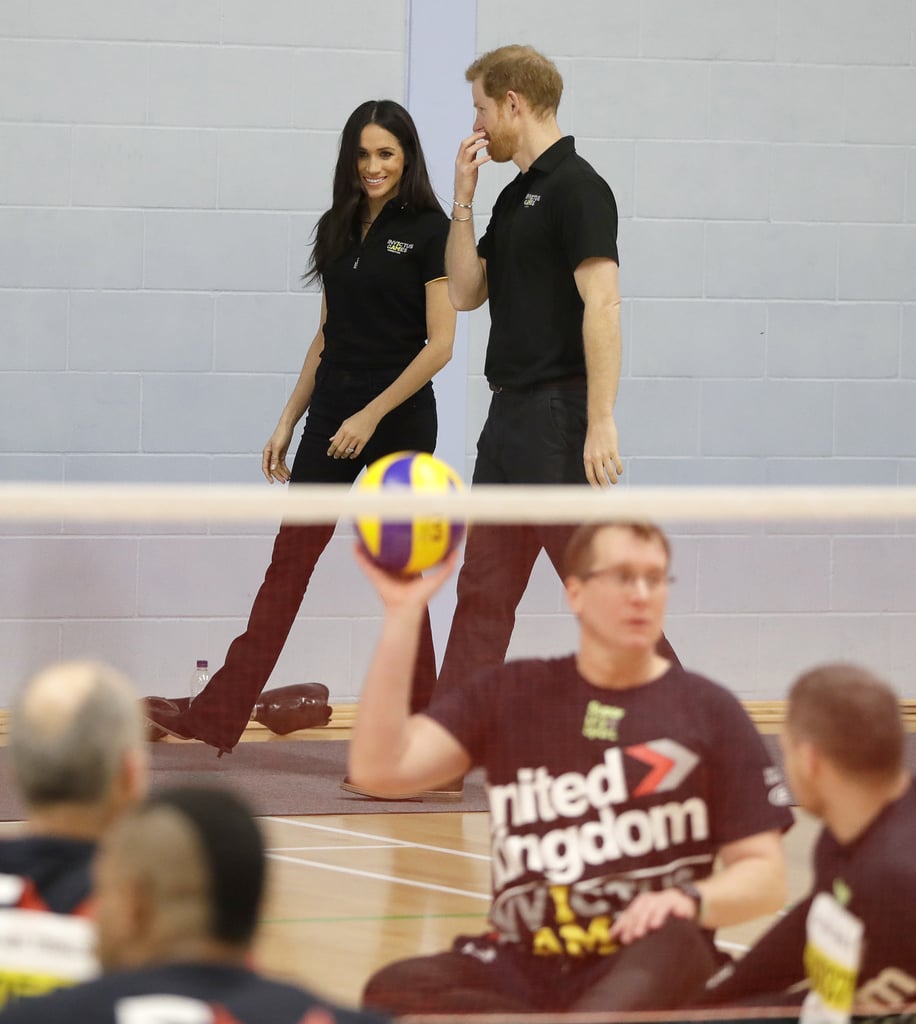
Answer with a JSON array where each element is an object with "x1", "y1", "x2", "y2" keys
[
  {"x1": 574, "y1": 256, "x2": 623, "y2": 488},
  {"x1": 347, "y1": 548, "x2": 472, "y2": 796},
  {"x1": 611, "y1": 829, "x2": 787, "y2": 945},
  {"x1": 446, "y1": 130, "x2": 490, "y2": 311}
]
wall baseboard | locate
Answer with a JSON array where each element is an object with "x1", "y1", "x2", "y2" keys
[{"x1": 3, "y1": 700, "x2": 914, "y2": 745}]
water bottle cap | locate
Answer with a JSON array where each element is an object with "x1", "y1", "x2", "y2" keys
[{"x1": 196, "y1": 659, "x2": 208, "y2": 669}]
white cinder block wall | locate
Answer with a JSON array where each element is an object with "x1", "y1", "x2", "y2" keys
[{"x1": 1, "y1": 1, "x2": 915, "y2": 703}]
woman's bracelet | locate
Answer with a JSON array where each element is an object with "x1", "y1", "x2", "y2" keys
[
  {"x1": 451, "y1": 214, "x2": 472, "y2": 222},
  {"x1": 452, "y1": 199, "x2": 473, "y2": 209}
]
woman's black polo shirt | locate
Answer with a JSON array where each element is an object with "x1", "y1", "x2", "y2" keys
[
  {"x1": 477, "y1": 136, "x2": 619, "y2": 390},
  {"x1": 321, "y1": 201, "x2": 448, "y2": 371}
]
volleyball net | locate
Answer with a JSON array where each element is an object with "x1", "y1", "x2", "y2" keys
[{"x1": 2, "y1": 481, "x2": 914, "y2": 711}]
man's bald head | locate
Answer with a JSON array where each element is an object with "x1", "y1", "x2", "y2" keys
[
  {"x1": 10, "y1": 660, "x2": 146, "y2": 811},
  {"x1": 94, "y1": 787, "x2": 266, "y2": 970}
]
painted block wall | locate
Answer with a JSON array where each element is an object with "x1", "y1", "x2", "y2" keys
[{"x1": 1, "y1": 0, "x2": 915, "y2": 702}]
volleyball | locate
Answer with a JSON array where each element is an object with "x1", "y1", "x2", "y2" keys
[{"x1": 355, "y1": 451, "x2": 465, "y2": 574}]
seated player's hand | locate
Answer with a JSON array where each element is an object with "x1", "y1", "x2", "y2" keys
[
  {"x1": 353, "y1": 544, "x2": 459, "y2": 611},
  {"x1": 610, "y1": 888, "x2": 699, "y2": 945}
]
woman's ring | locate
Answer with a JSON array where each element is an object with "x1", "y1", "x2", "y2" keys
[{"x1": 346, "y1": 447, "x2": 355, "y2": 454}]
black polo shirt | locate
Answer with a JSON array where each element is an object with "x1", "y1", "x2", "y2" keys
[
  {"x1": 321, "y1": 201, "x2": 448, "y2": 371},
  {"x1": 477, "y1": 136, "x2": 619, "y2": 389}
]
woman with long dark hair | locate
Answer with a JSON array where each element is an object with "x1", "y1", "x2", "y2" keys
[{"x1": 146, "y1": 101, "x2": 456, "y2": 778}]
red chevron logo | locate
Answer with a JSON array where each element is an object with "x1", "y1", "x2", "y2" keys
[{"x1": 625, "y1": 739, "x2": 699, "y2": 796}]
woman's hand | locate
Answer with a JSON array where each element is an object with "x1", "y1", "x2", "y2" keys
[
  {"x1": 262, "y1": 425, "x2": 294, "y2": 482},
  {"x1": 328, "y1": 406, "x2": 382, "y2": 460}
]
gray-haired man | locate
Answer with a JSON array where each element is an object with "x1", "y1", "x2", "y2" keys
[{"x1": 0, "y1": 661, "x2": 148, "y2": 1007}]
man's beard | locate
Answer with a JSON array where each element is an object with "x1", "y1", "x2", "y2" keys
[{"x1": 484, "y1": 124, "x2": 516, "y2": 163}]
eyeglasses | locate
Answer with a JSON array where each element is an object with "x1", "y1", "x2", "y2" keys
[{"x1": 580, "y1": 566, "x2": 675, "y2": 592}]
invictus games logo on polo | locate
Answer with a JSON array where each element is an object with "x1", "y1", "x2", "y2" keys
[
  {"x1": 582, "y1": 700, "x2": 625, "y2": 741},
  {"x1": 523, "y1": 193, "x2": 542, "y2": 207},
  {"x1": 386, "y1": 239, "x2": 414, "y2": 254}
]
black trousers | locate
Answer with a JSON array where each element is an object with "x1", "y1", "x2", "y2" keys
[
  {"x1": 188, "y1": 365, "x2": 438, "y2": 750},
  {"x1": 437, "y1": 386, "x2": 678, "y2": 694},
  {"x1": 362, "y1": 917, "x2": 719, "y2": 1015}
]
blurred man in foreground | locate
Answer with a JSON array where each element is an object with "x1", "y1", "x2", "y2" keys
[
  {"x1": 0, "y1": 660, "x2": 148, "y2": 1006},
  {"x1": 0, "y1": 786, "x2": 386, "y2": 1023}
]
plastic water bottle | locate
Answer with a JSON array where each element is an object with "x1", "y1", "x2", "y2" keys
[{"x1": 190, "y1": 659, "x2": 210, "y2": 702}]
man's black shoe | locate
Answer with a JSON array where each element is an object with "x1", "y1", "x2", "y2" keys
[
  {"x1": 143, "y1": 702, "x2": 233, "y2": 757},
  {"x1": 143, "y1": 697, "x2": 179, "y2": 742}
]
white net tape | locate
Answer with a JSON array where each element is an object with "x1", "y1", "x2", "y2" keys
[{"x1": 3, "y1": 483, "x2": 916, "y2": 524}]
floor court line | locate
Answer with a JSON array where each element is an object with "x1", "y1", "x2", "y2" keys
[
  {"x1": 268, "y1": 844, "x2": 408, "y2": 853},
  {"x1": 716, "y1": 939, "x2": 750, "y2": 953},
  {"x1": 263, "y1": 912, "x2": 485, "y2": 925},
  {"x1": 264, "y1": 815, "x2": 491, "y2": 861},
  {"x1": 267, "y1": 851, "x2": 490, "y2": 901}
]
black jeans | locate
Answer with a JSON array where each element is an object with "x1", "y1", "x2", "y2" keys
[
  {"x1": 189, "y1": 365, "x2": 438, "y2": 750},
  {"x1": 362, "y1": 917, "x2": 718, "y2": 1015},
  {"x1": 437, "y1": 386, "x2": 678, "y2": 693}
]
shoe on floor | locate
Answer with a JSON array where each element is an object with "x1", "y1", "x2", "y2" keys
[
  {"x1": 143, "y1": 702, "x2": 232, "y2": 757},
  {"x1": 340, "y1": 776, "x2": 464, "y2": 802},
  {"x1": 143, "y1": 697, "x2": 179, "y2": 742}
]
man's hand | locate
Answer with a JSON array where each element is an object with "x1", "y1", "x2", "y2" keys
[
  {"x1": 584, "y1": 414, "x2": 623, "y2": 487},
  {"x1": 610, "y1": 888, "x2": 699, "y2": 945},
  {"x1": 854, "y1": 968, "x2": 916, "y2": 1015},
  {"x1": 354, "y1": 544, "x2": 460, "y2": 613},
  {"x1": 454, "y1": 130, "x2": 490, "y2": 204}
]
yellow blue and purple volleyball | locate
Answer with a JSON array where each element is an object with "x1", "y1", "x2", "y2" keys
[{"x1": 355, "y1": 451, "x2": 465, "y2": 575}]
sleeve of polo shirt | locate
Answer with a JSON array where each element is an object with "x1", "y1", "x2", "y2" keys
[
  {"x1": 420, "y1": 211, "x2": 449, "y2": 284},
  {"x1": 553, "y1": 177, "x2": 619, "y2": 272},
  {"x1": 477, "y1": 189, "x2": 506, "y2": 262},
  {"x1": 477, "y1": 220, "x2": 492, "y2": 261}
]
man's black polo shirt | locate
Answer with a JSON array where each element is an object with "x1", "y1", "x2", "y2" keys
[
  {"x1": 321, "y1": 201, "x2": 448, "y2": 371},
  {"x1": 477, "y1": 136, "x2": 619, "y2": 390}
]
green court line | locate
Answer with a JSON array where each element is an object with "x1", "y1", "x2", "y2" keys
[{"x1": 263, "y1": 912, "x2": 486, "y2": 925}]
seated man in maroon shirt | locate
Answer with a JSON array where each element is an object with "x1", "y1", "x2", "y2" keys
[{"x1": 348, "y1": 520, "x2": 793, "y2": 1016}]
